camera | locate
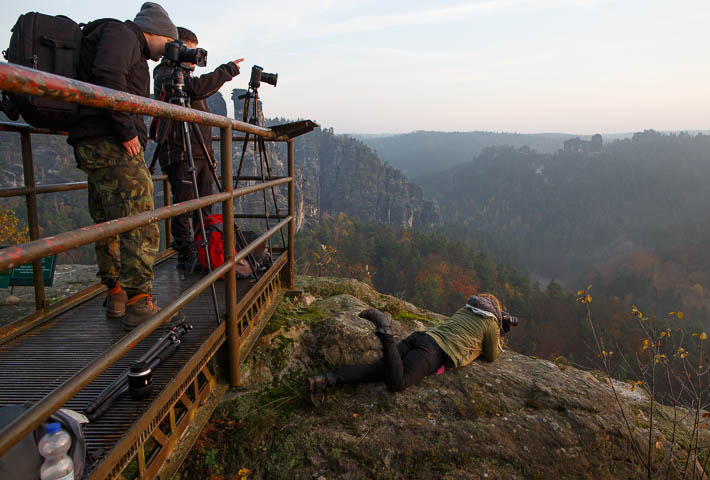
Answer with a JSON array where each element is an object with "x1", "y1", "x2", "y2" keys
[
  {"x1": 249, "y1": 65, "x2": 278, "y2": 89},
  {"x1": 501, "y1": 312, "x2": 520, "y2": 332},
  {"x1": 164, "y1": 40, "x2": 207, "y2": 68}
]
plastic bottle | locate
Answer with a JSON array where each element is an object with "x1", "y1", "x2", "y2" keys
[{"x1": 38, "y1": 422, "x2": 74, "y2": 480}]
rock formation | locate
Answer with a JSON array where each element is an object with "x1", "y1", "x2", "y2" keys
[
  {"x1": 180, "y1": 277, "x2": 698, "y2": 479},
  {"x1": 563, "y1": 134, "x2": 603, "y2": 154},
  {"x1": 228, "y1": 90, "x2": 441, "y2": 231}
]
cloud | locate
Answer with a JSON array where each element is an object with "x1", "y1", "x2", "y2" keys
[{"x1": 297, "y1": 0, "x2": 619, "y2": 38}]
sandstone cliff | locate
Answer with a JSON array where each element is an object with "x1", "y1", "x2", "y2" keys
[{"x1": 227, "y1": 90, "x2": 441, "y2": 231}]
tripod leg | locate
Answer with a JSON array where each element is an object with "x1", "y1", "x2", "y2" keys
[
  {"x1": 234, "y1": 133, "x2": 250, "y2": 190},
  {"x1": 180, "y1": 119, "x2": 221, "y2": 324},
  {"x1": 258, "y1": 136, "x2": 287, "y2": 248},
  {"x1": 255, "y1": 134, "x2": 274, "y2": 260},
  {"x1": 190, "y1": 123, "x2": 223, "y2": 192}
]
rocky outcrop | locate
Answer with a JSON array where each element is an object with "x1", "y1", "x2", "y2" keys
[
  {"x1": 229, "y1": 91, "x2": 441, "y2": 231},
  {"x1": 180, "y1": 277, "x2": 696, "y2": 479}
]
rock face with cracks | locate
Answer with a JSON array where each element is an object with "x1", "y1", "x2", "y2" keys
[{"x1": 179, "y1": 277, "x2": 699, "y2": 480}]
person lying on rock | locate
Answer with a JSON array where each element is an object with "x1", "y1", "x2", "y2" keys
[{"x1": 307, "y1": 293, "x2": 517, "y2": 406}]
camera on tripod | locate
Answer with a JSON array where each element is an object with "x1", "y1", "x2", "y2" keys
[
  {"x1": 249, "y1": 65, "x2": 278, "y2": 89},
  {"x1": 163, "y1": 39, "x2": 207, "y2": 68}
]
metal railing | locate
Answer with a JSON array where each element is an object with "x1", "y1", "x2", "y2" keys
[{"x1": 0, "y1": 61, "x2": 312, "y2": 458}]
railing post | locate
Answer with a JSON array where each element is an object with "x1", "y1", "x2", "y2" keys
[
  {"x1": 20, "y1": 131, "x2": 46, "y2": 310},
  {"x1": 221, "y1": 127, "x2": 240, "y2": 386},
  {"x1": 286, "y1": 139, "x2": 295, "y2": 289},
  {"x1": 163, "y1": 178, "x2": 172, "y2": 250}
]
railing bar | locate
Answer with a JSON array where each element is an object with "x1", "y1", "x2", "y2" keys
[
  {"x1": 163, "y1": 177, "x2": 172, "y2": 250},
  {"x1": 0, "y1": 216, "x2": 291, "y2": 457},
  {"x1": 211, "y1": 136, "x2": 287, "y2": 143},
  {"x1": 20, "y1": 130, "x2": 46, "y2": 310},
  {"x1": 0, "y1": 248, "x2": 176, "y2": 345},
  {"x1": 0, "y1": 62, "x2": 286, "y2": 139},
  {"x1": 0, "y1": 120, "x2": 67, "y2": 135},
  {"x1": 0, "y1": 175, "x2": 169, "y2": 198},
  {"x1": 0, "y1": 177, "x2": 291, "y2": 271},
  {"x1": 286, "y1": 139, "x2": 296, "y2": 289}
]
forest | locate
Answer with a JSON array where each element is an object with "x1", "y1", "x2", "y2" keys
[
  {"x1": 359, "y1": 130, "x2": 626, "y2": 178},
  {"x1": 418, "y1": 130, "x2": 710, "y2": 330},
  {"x1": 294, "y1": 213, "x2": 704, "y2": 373}
]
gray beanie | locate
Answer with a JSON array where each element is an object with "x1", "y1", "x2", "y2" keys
[{"x1": 133, "y1": 2, "x2": 178, "y2": 40}]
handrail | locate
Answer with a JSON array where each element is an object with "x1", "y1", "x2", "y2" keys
[
  {"x1": 0, "y1": 62, "x2": 286, "y2": 139},
  {"x1": 0, "y1": 59, "x2": 306, "y2": 465},
  {"x1": 0, "y1": 176, "x2": 169, "y2": 198},
  {"x1": 0, "y1": 217, "x2": 291, "y2": 458},
  {"x1": 0, "y1": 120, "x2": 67, "y2": 135},
  {"x1": 0, "y1": 177, "x2": 290, "y2": 271}
]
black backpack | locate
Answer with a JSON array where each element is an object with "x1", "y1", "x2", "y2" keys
[{"x1": 1, "y1": 13, "x2": 118, "y2": 131}]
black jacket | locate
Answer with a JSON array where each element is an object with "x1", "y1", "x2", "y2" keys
[
  {"x1": 68, "y1": 21, "x2": 151, "y2": 147},
  {"x1": 152, "y1": 60, "x2": 239, "y2": 169}
]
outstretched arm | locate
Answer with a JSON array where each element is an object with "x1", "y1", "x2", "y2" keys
[
  {"x1": 185, "y1": 59, "x2": 243, "y2": 100},
  {"x1": 482, "y1": 323, "x2": 501, "y2": 362}
]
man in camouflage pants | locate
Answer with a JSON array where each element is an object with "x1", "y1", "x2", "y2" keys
[
  {"x1": 69, "y1": 3, "x2": 182, "y2": 330},
  {"x1": 74, "y1": 140, "x2": 158, "y2": 301}
]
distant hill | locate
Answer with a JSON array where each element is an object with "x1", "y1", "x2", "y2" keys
[
  {"x1": 418, "y1": 130, "x2": 710, "y2": 317},
  {"x1": 356, "y1": 131, "x2": 592, "y2": 178}
]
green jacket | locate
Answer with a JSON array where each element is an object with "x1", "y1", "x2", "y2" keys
[{"x1": 425, "y1": 307, "x2": 501, "y2": 368}]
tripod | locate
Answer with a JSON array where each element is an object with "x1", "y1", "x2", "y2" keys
[
  {"x1": 84, "y1": 322, "x2": 192, "y2": 421},
  {"x1": 235, "y1": 84, "x2": 287, "y2": 257},
  {"x1": 153, "y1": 68, "x2": 262, "y2": 286}
]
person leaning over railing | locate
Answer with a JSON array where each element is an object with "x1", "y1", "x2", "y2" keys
[
  {"x1": 66, "y1": 2, "x2": 183, "y2": 330},
  {"x1": 307, "y1": 293, "x2": 518, "y2": 406},
  {"x1": 152, "y1": 26, "x2": 243, "y2": 272}
]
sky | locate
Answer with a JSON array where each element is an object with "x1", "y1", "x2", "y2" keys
[{"x1": 1, "y1": 0, "x2": 709, "y2": 134}]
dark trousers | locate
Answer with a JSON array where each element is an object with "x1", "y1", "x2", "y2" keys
[
  {"x1": 166, "y1": 157, "x2": 214, "y2": 252},
  {"x1": 334, "y1": 331, "x2": 449, "y2": 392}
]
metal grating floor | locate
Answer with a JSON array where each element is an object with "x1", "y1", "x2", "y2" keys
[{"x1": 0, "y1": 254, "x2": 267, "y2": 475}]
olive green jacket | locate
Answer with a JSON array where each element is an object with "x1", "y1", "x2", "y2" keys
[{"x1": 425, "y1": 306, "x2": 501, "y2": 368}]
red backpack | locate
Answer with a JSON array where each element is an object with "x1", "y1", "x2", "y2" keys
[{"x1": 195, "y1": 214, "x2": 268, "y2": 277}]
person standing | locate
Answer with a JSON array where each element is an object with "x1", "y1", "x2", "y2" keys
[
  {"x1": 152, "y1": 26, "x2": 243, "y2": 270},
  {"x1": 68, "y1": 3, "x2": 181, "y2": 330}
]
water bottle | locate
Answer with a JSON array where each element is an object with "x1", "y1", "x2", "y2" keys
[{"x1": 38, "y1": 422, "x2": 74, "y2": 480}]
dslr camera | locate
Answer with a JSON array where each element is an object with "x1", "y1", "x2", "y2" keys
[
  {"x1": 501, "y1": 312, "x2": 520, "y2": 332},
  {"x1": 163, "y1": 40, "x2": 207, "y2": 68},
  {"x1": 249, "y1": 65, "x2": 278, "y2": 89}
]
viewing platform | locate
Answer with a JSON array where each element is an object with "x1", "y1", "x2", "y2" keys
[{"x1": 0, "y1": 61, "x2": 315, "y2": 479}]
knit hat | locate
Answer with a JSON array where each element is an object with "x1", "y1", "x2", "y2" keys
[
  {"x1": 133, "y1": 2, "x2": 178, "y2": 40},
  {"x1": 466, "y1": 294, "x2": 502, "y2": 325}
]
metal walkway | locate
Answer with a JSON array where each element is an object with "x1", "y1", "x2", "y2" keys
[{"x1": 0, "y1": 252, "x2": 286, "y2": 479}]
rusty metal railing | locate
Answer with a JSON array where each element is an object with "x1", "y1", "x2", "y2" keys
[
  {"x1": 0, "y1": 61, "x2": 310, "y2": 458},
  {"x1": 0, "y1": 120, "x2": 174, "y2": 312}
]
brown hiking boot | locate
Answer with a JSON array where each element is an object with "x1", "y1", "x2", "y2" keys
[
  {"x1": 124, "y1": 294, "x2": 185, "y2": 331},
  {"x1": 105, "y1": 285, "x2": 127, "y2": 319}
]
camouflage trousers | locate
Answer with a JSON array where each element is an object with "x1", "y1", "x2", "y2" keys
[{"x1": 74, "y1": 138, "x2": 159, "y2": 297}]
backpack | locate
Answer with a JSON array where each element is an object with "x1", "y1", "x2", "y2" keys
[
  {"x1": 1, "y1": 13, "x2": 118, "y2": 130},
  {"x1": 195, "y1": 214, "x2": 270, "y2": 278},
  {"x1": 0, "y1": 405, "x2": 88, "y2": 480}
]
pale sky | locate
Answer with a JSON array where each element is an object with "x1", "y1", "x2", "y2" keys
[{"x1": 1, "y1": 0, "x2": 708, "y2": 134}]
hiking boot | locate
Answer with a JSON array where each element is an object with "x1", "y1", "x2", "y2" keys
[
  {"x1": 359, "y1": 309, "x2": 393, "y2": 336},
  {"x1": 124, "y1": 294, "x2": 185, "y2": 331},
  {"x1": 104, "y1": 285, "x2": 127, "y2": 319},
  {"x1": 307, "y1": 372, "x2": 338, "y2": 407}
]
